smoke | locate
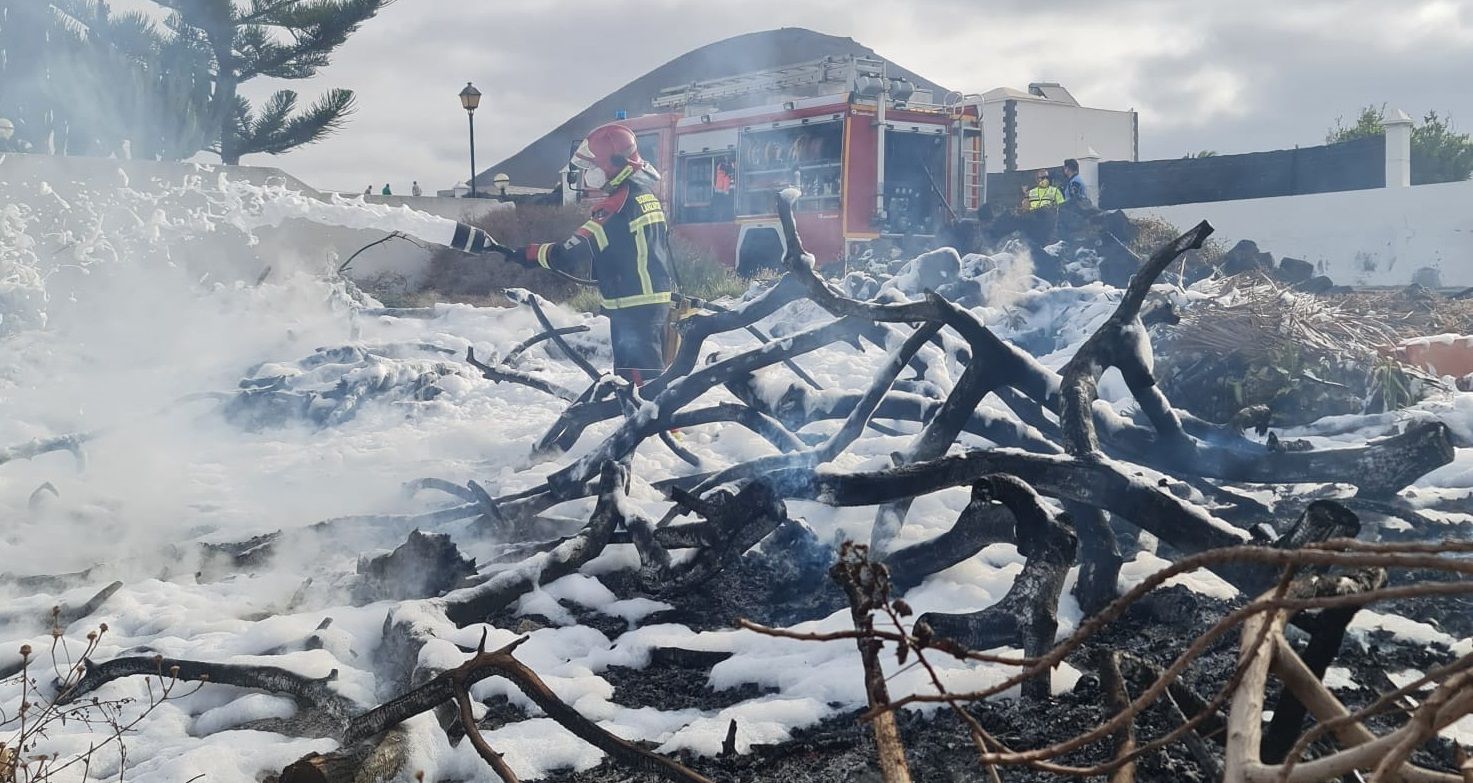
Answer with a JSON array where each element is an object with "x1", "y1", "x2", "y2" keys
[
  {"x1": 0, "y1": 157, "x2": 549, "y2": 581},
  {"x1": 973, "y1": 240, "x2": 1038, "y2": 310}
]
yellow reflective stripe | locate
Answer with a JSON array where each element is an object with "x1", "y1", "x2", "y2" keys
[
  {"x1": 629, "y1": 211, "x2": 666, "y2": 230},
  {"x1": 536, "y1": 244, "x2": 551, "y2": 268},
  {"x1": 634, "y1": 228, "x2": 654, "y2": 296},
  {"x1": 602, "y1": 291, "x2": 672, "y2": 309},
  {"x1": 581, "y1": 220, "x2": 609, "y2": 251},
  {"x1": 608, "y1": 164, "x2": 634, "y2": 188}
]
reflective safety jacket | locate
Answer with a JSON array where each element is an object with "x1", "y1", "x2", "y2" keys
[
  {"x1": 1026, "y1": 184, "x2": 1064, "y2": 210},
  {"x1": 525, "y1": 178, "x2": 674, "y2": 310}
]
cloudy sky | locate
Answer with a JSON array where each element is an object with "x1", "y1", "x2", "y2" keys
[{"x1": 218, "y1": 0, "x2": 1473, "y2": 193}]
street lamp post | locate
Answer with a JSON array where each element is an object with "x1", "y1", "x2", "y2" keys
[
  {"x1": 493, "y1": 172, "x2": 509, "y2": 201},
  {"x1": 459, "y1": 82, "x2": 482, "y2": 198}
]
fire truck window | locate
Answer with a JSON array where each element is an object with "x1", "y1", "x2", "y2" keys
[
  {"x1": 737, "y1": 121, "x2": 842, "y2": 216},
  {"x1": 635, "y1": 133, "x2": 660, "y2": 173},
  {"x1": 675, "y1": 154, "x2": 735, "y2": 224},
  {"x1": 883, "y1": 132, "x2": 947, "y2": 235}
]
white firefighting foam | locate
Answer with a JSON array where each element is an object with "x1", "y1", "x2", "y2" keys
[{"x1": 1, "y1": 170, "x2": 1470, "y2": 781}]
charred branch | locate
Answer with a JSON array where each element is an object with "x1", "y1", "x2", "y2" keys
[
  {"x1": 504, "y1": 324, "x2": 590, "y2": 366},
  {"x1": 442, "y1": 461, "x2": 628, "y2": 626},
  {"x1": 278, "y1": 727, "x2": 411, "y2": 783},
  {"x1": 665, "y1": 403, "x2": 805, "y2": 453},
  {"x1": 695, "y1": 295, "x2": 825, "y2": 391},
  {"x1": 513, "y1": 290, "x2": 603, "y2": 382},
  {"x1": 0, "y1": 432, "x2": 89, "y2": 470},
  {"x1": 830, "y1": 542, "x2": 913, "y2": 783},
  {"x1": 55, "y1": 580, "x2": 124, "y2": 629},
  {"x1": 660, "y1": 480, "x2": 791, "y2": 592},
  {"x1": 1069, "y1": 504, "x2": 1124, "y2": 616},
  {"x1": 882, "y1": 481, "x2": 1017, "y2": 593},
  {"x1": 870, "y1": 355, "x2": 999, "y2": 552},
  {"x1": 767, "y1": 449, "x2": 1248, "y2": 560},
  {"x1": 917, "y1": 475, "x2": 1076, "y2": 697},
  {"x1": 344, "y1": 634, "x2": 714, "y2": 782},
  {"x1": 351, "y1": 530, "x2": 476, "y2": 605},
  {"x1": 466, "y1": 346, "x2": 578, "y2": 401},
  {"x1": 1058, "y1": 221, "x2": 1214, "y2": 456},
  {"x1": 541, "y1": 314, "x2": 870, "y2": 499},
  {"x1": 1261, "y1": 568, "x2": 1387, "y2": 763},
  {"x1": 1099, "y1": 650, "x2": 1138, "y2": 783},
  {"x1": 686, "y1": 321, "x2": 942, "y2": 495},
  {"x1": 454, "y1": 682, "x2": 520, "y2": 782},
  {"x1": 62, "y1": 654, "x2": 359, "y2": 735},
  {"x1": 725, "y1": 377, "x2": 1058, "y2": 454}
]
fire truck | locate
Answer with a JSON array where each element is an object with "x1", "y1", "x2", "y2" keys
[{"x1": 563, "y1": 56, "x2": 985, "y2": 273}]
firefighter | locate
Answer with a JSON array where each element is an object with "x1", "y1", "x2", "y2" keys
[
  {"x1": 1026, "y1": 169, "x2": 1064, "y2": 210},
  {"x1": 513, "y1": 122, "x2": 675, "y2": 384}
]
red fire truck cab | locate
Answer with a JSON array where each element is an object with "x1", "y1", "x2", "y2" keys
[{"x1": 564, "y1": 57, "x2": 984, "y2": 273}]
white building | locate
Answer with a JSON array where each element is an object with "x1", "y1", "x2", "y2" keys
[{"x1": 979, "y1": 83, "x2": 1137, "y2": 172}]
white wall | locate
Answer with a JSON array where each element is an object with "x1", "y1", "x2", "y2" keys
[
  {"x1": 981, "y1": 99, "x2": 1136, "y2": 173},
  {"x1": 1128, "y1": 179, "x2": 1473, "y2": 287}
]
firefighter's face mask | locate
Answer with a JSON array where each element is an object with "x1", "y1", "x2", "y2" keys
[{"x1": 578, "y1": 161, "x2": 607, "y2": 192}]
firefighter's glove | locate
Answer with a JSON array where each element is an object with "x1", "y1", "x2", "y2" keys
[{"x1": 511, "y1": 245, "x2": 542, "y2": 269}]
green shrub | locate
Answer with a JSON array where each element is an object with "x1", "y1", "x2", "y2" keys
[
  {"x1": 671, "y1": 235, "x2": 747, "y2": 302},
  {"x1": 564, "y1": 287, "x2": 604, "y2": 314},
  {"x1": 1128, "y1": 215, "x2": 1225, "y2": 279}
]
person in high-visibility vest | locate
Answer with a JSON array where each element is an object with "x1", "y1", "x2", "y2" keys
[
  {"x1": 510, "y1": 123, "x2": 675, "y2": 384},
  {"x1": 1026, "y1": 169, "x2": 1064, "y2": 210}
]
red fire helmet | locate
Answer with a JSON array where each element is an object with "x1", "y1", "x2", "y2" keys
[{"x1": 572, "y1": 123, "x2": 642, "y2": 178}]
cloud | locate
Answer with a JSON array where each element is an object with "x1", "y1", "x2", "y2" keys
[{"x1": 230, "y1": 0, "x2": 1471, "y2": 191}]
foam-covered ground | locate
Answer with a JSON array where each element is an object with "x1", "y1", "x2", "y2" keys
[{"x1": 3, "y1": 173, "x2": 1471, "y2": 781}]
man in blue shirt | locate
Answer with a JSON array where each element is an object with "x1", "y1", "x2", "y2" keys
[{"x1": 1063, "y1": 158, "x2": 1091, "y2": 207}]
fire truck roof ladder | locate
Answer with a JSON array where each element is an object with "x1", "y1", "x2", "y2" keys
[{"x1": 652, "y1": 55, "x2": 886, "y2": 111}]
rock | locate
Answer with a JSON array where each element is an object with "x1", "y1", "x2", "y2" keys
[
  {"x1": 1097, "y1": 237, "x2": 1140, "y2": 287},
  {"x1": 841, "y1": 271, "x2": 878, "y2": 300},
  {"x1": 1027, "y1": 239, "x2": 1065, "y2": 283},
  {"x1": 1277, "y1": 256, "x2": 1314, "y2": 284},
  {"x1": 905, "y1": 247, "x2": 962, "y2": 292},
  {"x1": 1412, "y1": 266, "x2": 1444, "y2": 289},
  {"x1": 1096, "y1": 209, "x2": 1138, "y2": 246},
  {"x1": 1219, "y1": 239, "x2": 1274, "y2": 276},
  {"x1": 1297, "y1": 275, "x2": 1335, "y2": 294},
  {"x1": 935, "y1": 278, "x2": 982, "y2": 307}
]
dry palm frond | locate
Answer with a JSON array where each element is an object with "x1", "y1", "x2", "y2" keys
[{"x1": 1167, "y1": 275, "x2": 1424, "y2": 366}]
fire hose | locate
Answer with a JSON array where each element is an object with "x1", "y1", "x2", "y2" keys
[{"x1": 452, "y1": 224, "x2": 823, "y2": 390}]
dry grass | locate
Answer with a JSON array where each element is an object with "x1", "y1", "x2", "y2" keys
[
  {"x1": 421, "y1": 204, "x2": 590, "y2": 304},
  {"x1": 1167, "y1": 275, "x2": 1412, "y2": 364}
]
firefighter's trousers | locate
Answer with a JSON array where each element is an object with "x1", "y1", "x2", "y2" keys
[{"x1": 607, "y1": 302, "x2": 671, "y2": 385}]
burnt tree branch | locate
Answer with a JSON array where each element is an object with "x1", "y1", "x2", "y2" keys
[
  {"x1": 917, "y1": 474, "x2": 1077, "y2": 698},
  {"x1": 345, "y1": 634, "x2": 714, "y2": 782}
]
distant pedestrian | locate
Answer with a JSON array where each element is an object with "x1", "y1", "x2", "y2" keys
[
  {"x1": 1062, "y1": 158, "x2": 1091, "y2": 206},
  {"x1": 364, "y1": 185, "x2": 373, "y2": 196},
  {"x1": 0, "y1": 118, "x2": 30, "y2": 153},
  {"x1": 1026, "y1": 169, "x2": 1063, "y2": 210},
  {"x1": 381, "y1": 183, "x2": 392, "y2": 196},
  {"x1": 411, "y1": 180, "x2": 423, "y2": 197}
]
